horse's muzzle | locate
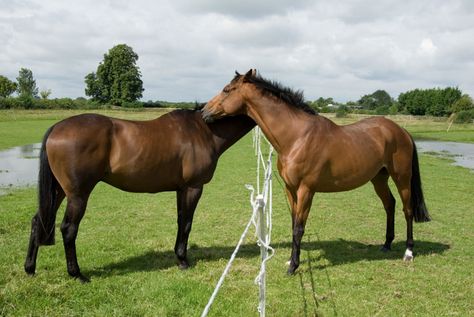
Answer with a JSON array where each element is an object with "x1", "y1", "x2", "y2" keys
[{"x1": 201, "y1": 108, "x2": 215, "y2": 123}]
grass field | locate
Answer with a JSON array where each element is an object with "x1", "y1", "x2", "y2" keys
[{"x1": 1, "y1": 110, "x2": 473, "y2": 316}]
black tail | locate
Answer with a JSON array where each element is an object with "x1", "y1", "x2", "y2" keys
[
  {"x1": 37, "y1": 126, "x2": 60, "y2": 245},
  {"x1": 411, "y1": 141, "x2": 431, "y2": 222}
]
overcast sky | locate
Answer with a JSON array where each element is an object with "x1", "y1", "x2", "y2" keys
[{"x1": 1, "y1": 0, "x2": 473, "y2": 102}]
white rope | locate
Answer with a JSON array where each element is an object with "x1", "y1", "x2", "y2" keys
[
  {"x1": 251, "y1": 137, "x2": 274, "y2": 316},
  {"x1": 201, "y1": 127, "x2": 274, "y2": 317},
  {"x1": 201, "y1": 207, "x2": 258, "y2": 317}
]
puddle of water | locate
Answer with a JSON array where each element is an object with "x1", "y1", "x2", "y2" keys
[
  {"x1": 415, "y1": 140, "x2": 474, "y2": 170},
  {"x1": 0, "y1": 143, "x2": 41, "y2": 188}
]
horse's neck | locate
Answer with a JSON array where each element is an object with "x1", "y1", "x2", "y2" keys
[
  {"x1": 209, "y1": 116, "x2": 255, "y2": 155},
  {"x1": 246, "y1": 100, "x2": 312, "y2": 154}
]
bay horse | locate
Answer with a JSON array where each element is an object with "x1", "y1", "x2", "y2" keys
[
  {"x1": 24, "y1": 109, "x2": 255, "y2": 282},
  {"x1": 202, "y1": 69, "x2": 430, "y2": 275}
]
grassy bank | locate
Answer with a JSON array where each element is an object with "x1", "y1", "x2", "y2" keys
[{"x1": 0, "y1": 110, "x2": 473, "y2": 316}]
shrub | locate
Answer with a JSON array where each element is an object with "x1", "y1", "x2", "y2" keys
[
  {"x1": 375, "y1": 105, "x2": 390, "y2": 115},
  {"x1": 454, "y1": 110, "x2": 474, "y2": 123},
  {"x1": 389, "y1": 104, "x2": 399, "y2": 115},
  {"x1": 335, "y1": 105, "x2": 349, "y2": 118},
  {"x1": 0, "y1": 97, "x2": 23, "y2": 109},
  {"x1": 122, "y1": 101, "x2": 143, "y2": 108}
]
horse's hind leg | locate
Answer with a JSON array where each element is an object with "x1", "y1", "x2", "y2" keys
[
  {"x1": 394, "y1": 178, "x2": 415, "y2": 261},
  {"x1": 371, "y1": 168, "x2": 396, "y2": 251},
  {"x1": 388, "y1": 166, "x2": 415, "y2": 261},
  {"x1": 174, "y1": 186, "x2": 203, "y2": 269},
  {"x1": 25, "y1": 190, "x2": 65, "y2": 275},
  {"x1": 61, "y1": 194, "x2": 89, "y2": 282}
]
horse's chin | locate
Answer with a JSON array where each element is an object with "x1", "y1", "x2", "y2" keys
[{"x1": 201, "y1": 109, "x2": 216, "y2": 123}]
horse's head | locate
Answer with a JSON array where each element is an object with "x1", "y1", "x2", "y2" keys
[{"x1": 202, "y1": 69, "x2": 256, "y2": 122}]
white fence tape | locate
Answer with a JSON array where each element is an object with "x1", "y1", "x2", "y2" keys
[{"x1": 202, "y1": 127, "x2": 274, "y2": 317}]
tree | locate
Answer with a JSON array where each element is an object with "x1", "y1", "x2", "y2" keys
[
  {"x1": 40, "y1": 88, "x2": 52, "y2": 99},
  {"x1": 85, "y1": 44, "x2": 144, "y2": 105},
  {"x1": 398, "y1": 87, "x2": 462, "y2": 116},
  {"x1": 450, "y1": 94, "x2": 474, "y2": 113},
  {"x1": 310, "y1": 97, "x2": 336, "y2": 112},
  {"x1": 358, "y1": 90, "x2": 393, "y2": 110},
  {"x1": 0, "y1": 75, "x2": 17, "y2": 98},
  {"x1": 16, "y1": 68, "x2": 39, "y2": 98}
]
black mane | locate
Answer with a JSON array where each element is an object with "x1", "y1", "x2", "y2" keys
[{"x1": 244, "y1": 73, "x2": 317, "y2": 115}]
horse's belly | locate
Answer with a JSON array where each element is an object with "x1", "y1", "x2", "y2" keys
[
  {"x1": 103, "y1": 173, "x2": 178, "y2": 193},
  {"x1": 103, "y1": 163, "x2": 214, "y2": 193},
  {"x1": 314, "y1": 175, "x2": 373, "y2": 192},
  {"x1": 313, "y1": 161, "x2": 382, "y2": 192}
]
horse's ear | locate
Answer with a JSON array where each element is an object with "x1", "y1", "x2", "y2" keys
[
  {"x1": 243, "y1": 69, "x2": 256, "y2": 81},
  {"x1": 235, "y1": 70, "x2": 241, "y2": 76}
]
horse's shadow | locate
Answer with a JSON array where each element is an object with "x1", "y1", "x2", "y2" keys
[{"x1": 85, "y1": 238, "x2": 449, "y2": 278}]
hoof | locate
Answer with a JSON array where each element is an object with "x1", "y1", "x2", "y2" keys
[
  {"x1": 287, "y1": 262, "x2": 298, "y2": 275},
  {"x1": 71, "y1": 272, "x2": 90, "y2": 283},
  {"x1": 380, "y1": 245, "x2": 391, "y2": 253},
  {"x1": 76, "y1": 274, "x2": 90, "y2": 283},
  {"x1": 178, "y1": 257, "x2": 189, "y2": 270},
  {"x1": 403, "y1": 249, "x2": 414, "y2": 262},
  {"x1": 178, "y1": 261, "x2": 190, "y2": 270},
  {"x1": 24, "y1": 265, "x2": 36, "y2": 275}
]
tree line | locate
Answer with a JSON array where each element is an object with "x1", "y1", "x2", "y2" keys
[
  {"x1": 1, "y1": 44, "x2": 473, "y2": 122},
  {"x1": 310, "y1": 88, "x2": 473, "y2": 122}
]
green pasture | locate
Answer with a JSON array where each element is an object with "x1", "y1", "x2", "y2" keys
[
  {"x1": 0, "y1": 110, "x2": 473, "y2": 316},
  {"x1": 0, "y1": 110, "x2": 472, "y2": 151}
]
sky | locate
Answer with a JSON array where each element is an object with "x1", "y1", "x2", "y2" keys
[{"x1": 1, "y1": 0, "x2": 474, "y2": 102}]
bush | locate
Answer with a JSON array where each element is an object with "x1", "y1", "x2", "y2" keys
[
  {"x1": 335, "y1": 105, "x2": 349, "y2": 118},
  {"x1": 375, "y1": 105, "x2": 390, "y2": 115},
  {"x1": 0, "y1": 96, "x2": 103, "y2": 109},
  {"x1": 0, "y1": 97, "x2": 23, "y2": 109},
  {"x1": 122, "y1": 101, "x2": 143, "y2": 108},
  {"x1": 319, "y1": 106, "x2": 331, "y2": 113},
  {"x1": 0, "y1": 97, "x2": 198, "y2": 110},
  {"x1": 454, "y1": 110, "x2": 474, "y2": 123},
  {"x1": 389, "y1": 104, "x2": 399, "y2": 115},
  {"x1": 143, "y1": 100, "x2": 162, "y2": 108}
]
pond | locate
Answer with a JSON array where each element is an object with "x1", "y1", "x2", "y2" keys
[
  {"x1": 415, "y1": 140, "x2": 474, "y2": 170},
  {"x1": 0, "y1": 143, "x2": 41, "y2": 189},
  {"x1": 0, "y1": 140, "x2": 473, "y2": 191}
]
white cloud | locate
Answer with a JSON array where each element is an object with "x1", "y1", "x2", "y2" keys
[
  {"x1": 418, "y1": 38, "x2": 438, "y2": 57},
  {"x1": 0, "y1": 0, "x2": 473, "y2": 102}
]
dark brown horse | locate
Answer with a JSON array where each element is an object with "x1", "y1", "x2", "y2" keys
[
  {"x1": 25, "y1": 109, "x2": 255, "y2": 282},
  {"x1": 202, "y1": 69, "x2": 430, "y2": 275}
]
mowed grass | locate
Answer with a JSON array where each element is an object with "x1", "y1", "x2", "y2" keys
[{"x1": 0, "y1": 110, "x2": 473, "y2": 316}]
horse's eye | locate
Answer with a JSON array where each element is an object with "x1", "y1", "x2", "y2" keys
[{"x1": 223, "y1": 86, "x2": 232, "y2": 93}]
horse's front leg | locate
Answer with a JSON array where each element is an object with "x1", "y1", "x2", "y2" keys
[
  {"x1": 288, "y1": 186, "x2": 314, "y2": 275},
  {"x1": 174, "y1": 186, "x2": 203, "y2": 269}
]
